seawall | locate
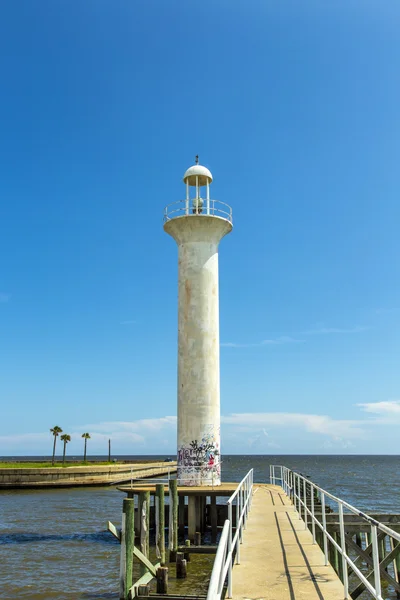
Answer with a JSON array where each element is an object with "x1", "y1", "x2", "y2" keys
[{"x1": 0, "y1": 461, "x2": 177, "y2": 489}]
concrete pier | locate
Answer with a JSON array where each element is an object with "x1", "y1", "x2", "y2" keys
[
  {"x1": 0, "y1": 461, "x2": 176, "y2": 489},
  {"x1": 231, "y1": 484, "x2": 345, "y2": 600}
]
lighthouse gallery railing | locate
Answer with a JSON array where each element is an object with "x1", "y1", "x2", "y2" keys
[
  {"x1": 164, "y1": 199, "x2": 233, "y2": 223},
  {"x1": 206, "y1": 469, "x2": 254, "y2": 600},
  {"x1": 270, "y1": 464, "x2": 400, "y2": 600}
]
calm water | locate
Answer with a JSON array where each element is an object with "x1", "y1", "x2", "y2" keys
[{"x1": 1, "y1": 454, "x2": 400, "y2": 599}]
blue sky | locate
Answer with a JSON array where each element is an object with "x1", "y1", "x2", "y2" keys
[{"x1": 1, "y1": 1, "x2": 400, "y2": 456}]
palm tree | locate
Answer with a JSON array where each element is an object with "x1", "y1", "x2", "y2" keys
[
  {"x1": 50, "y1": 426, "x2": 63, "y2": 465},
  {"x1": 60, "y1": 434, "x2": 71, "y2": 464},
  {"x1": 82, "y1": 433, "x2": 91, "y2": 462}
]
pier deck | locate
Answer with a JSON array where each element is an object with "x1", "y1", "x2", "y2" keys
[{"x1": 232, "y1": 484, "x2": 344, "y2": 600}]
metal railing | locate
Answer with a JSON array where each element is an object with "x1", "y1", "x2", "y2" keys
[
  {"x1": 270, "y1": 465, "x2": 400, "y2": 600},
  {"x1": 164, "y1": 199, "x2": 233, "y2": 224},
  {"x1": 206, "y1": 469, "x2": 254, "y2": 600}
]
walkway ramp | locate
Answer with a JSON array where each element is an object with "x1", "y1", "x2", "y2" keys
[{"x1": 232, "y1": 484, "x2": 344, "y2": 600}]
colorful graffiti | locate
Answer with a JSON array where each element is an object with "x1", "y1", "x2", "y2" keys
[{"x1": 177, "y1": 429, "x2": 221, "y2": 485}]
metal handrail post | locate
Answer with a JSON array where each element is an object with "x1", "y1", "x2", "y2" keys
[
  {"x1": 321, "y1": 492, "x2": 329, "y2": 566},
  {"x1": 227, "y1": 503, "x2": 233, "y2": 598},
  {"x1": 371, "y1": 525, "x2": 382, "y2": 600},
  {"x1": 239, "y1": 488, "x2": 243, "y2": 542},
  {"x1": 311, "y1": 483, "x2": 316, "y2": 543},
  {"x1": 338, "y1": 503, "x2": 349, "y2": 598},
  {"x1": 303, "y1": 478, "x2": 308, "y2": 530},
  {"x1": 235, "y1": 497, "x2": 240, "y2": 564},
  {"x1": 242, "y1": 487, "x2": 246, "y2": 530},
  {"x1": 290, "y1": 470, "x2": 294, "y2": 501},
  {"x1": 298, "y1": 475, "x2": 302, "y2": 519}
]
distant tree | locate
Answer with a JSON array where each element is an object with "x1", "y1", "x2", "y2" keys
[
  {"x1": 60, "y1": 434, "x2": 71, "y2": 464},
  {"x1": 50, "y1": 426, "x2": 63, "y2": 465},
  {"x1": 82, "y1": 433, "x2": 91, "y2": 462}
]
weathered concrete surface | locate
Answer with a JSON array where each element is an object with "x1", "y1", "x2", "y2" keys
[
  {"x1": 0, "y1": 462, "x2": 177, "y2": 489},
  {"x1": 232, "y1": 484, "x2": 345, "y2": 600},
  {"x1": 164, "y1": 215, "x2": 232, "y2": 486}
]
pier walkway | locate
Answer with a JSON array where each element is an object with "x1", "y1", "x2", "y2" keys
[{"x1": 232, "y1": 484, "x2": 344, "y2": 600}]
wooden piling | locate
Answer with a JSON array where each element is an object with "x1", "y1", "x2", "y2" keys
[
  {"x1": 120, "y1": 498, "x2": 134, "y2": 600},
  {"x1": 188, "y1": 496, "x2": 196, "y2": 541},
  {"x1": 139, "y1": 491, "x2": 150, "y2": 576},
  {"x1": 176, "y1": 552, "x2": 187, "y2": 579},
  {"x1": 156, "y1": 566, "x2": 169, "y2": 594},
  {"x1": 194, "y1": 531, "x2": 201, "y2": 546},
  {"x1": 169, "y1": 479, "x2": 178, "y2": 562},
  {"x1": 156, "y1": 484, "x2": 165, "y2": 565},
  {"x1": 137, "y1": 584, "x2": 150, "y2": 597},
  {"x1": 184, "y1": 539, "x2": 191, "y2": 562},
  {"x1": 178, "y1": 495, "x2": 185, "y2": 539}
]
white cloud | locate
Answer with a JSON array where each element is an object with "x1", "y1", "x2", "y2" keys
[
  {"x1": 0, "y1": 292, "x2": 10, "y2": 303},
  {"x1": 357, "y1": 400, "x2": 400, "y2": 425},
  {"x1": 222, "y1": 412, "x2": 365, "y2": 439},
  {"x1": 76, "y1": 416, "x2": 177, "y2": 434},
  {"x1": 221, "y1": 336, "x2": 302, "y2": 348},
  {"x1": 0, "y1": 432, "x2": 48, "y2": 447},
  {"x1": 302, "y1": 325, "x2": 367, "y2": 335},
  {"x1": 4, "y1": 402, "x2": 400, "y2": 455},
  {"x1": 357, "y1": 400, "x2": 400, "y2": 415},
  {"x1": 221, "y1": 324, "x2": 367, "y2": 348}
]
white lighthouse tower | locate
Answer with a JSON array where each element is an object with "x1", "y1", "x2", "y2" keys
[{"x1": 164, "y1": 158, "x2": 232, "y2": 486}]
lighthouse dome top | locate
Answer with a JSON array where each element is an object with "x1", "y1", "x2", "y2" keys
[{"x1": 183, "y1": 164, "x2": 213, "y2": 186}]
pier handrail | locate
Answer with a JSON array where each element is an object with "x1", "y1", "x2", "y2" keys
[
  {"x1": 206, "y1": 468, "x2": 254, "y2": 600},
  {"x1": 270, "y1": 464, "x2": 400, "y2": 600},
  {"x1": 206, "y1": 520, "x2": 230, "y2": 600}
]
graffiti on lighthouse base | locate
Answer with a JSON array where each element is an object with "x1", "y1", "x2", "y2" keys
[{"x1": 177, "y1": 429, "x2": 220, "y2": 485}]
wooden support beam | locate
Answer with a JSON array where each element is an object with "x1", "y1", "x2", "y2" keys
[
  {"x1": 128, "y1": 563, "x2": 161, "y2": 600},
  {"x1": 177, "y1": 545, "x2": 217, "y2": 554},
  {"x1": 156, "y1": 484, "x2": 165, "y2": 565},
  {"x1": 108, "y1": 520, "x2": 121, "y2": 542},
  {"x1": 149, "y1": 595, "x2": 206, "y2": 600},
  {"x1": 150, "y1": 594, "x2": 207, "y2": 600},
  {"x1": 133, "y1": 546, "x2": 157, "y2": 577},
  {"x1": 139, "y1": 491, "x2": 150, "y2": 576},
  {"x1": 349, "y1": 534, "x2": 400, "y2": 598}
]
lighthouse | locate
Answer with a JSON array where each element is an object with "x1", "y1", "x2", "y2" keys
[{"x1": 164, "y1": 158, "x2": 232, "y2": 486}]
